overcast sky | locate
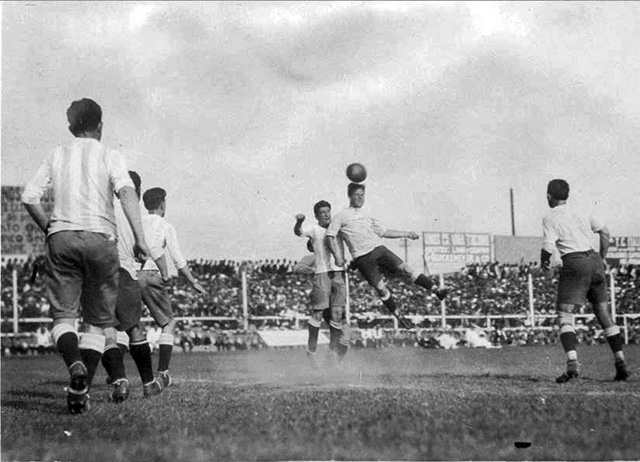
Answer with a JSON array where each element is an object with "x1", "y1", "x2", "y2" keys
[{"x1": 2, "y1": 1, "x2": 639, "y2": 263}]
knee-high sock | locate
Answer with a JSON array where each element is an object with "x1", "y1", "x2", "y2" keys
[
  {"x1": 102, "y1": 345, "x2": 126, "y2": 382},
  {"x1": 157, "y1": 333, "x2": 174, "y2": 372},
  {"x1": 51, "y1": 324, "x2": 82, "y2": 368},
  {"x1": 329, "y1": 321, "x2": 342, "y2": 351},
  {"x1": 129, "y1": 340, "x2": 155, "y2": 385},
  {"x1": 412, "y1": 272, "x2": 435, "y2": 291},
  {"x1": 79, "y1": 333, "x2": 106, "y2": 386},
  {"x1": 604, "y1": 326, "x2": 625, "y2": 363},
  {"x1": 380, "y1": 292, "x2": 397, "y2": 312},
  {"x1": 307, "y1": 317, "x2": 321, "y2": 353}
]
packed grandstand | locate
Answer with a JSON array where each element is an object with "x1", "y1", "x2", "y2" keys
[{"x1": 2, "y1": 256, "x2": 639, "y2": 355}]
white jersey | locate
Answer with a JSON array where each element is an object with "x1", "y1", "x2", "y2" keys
[
  {"x1": 326, "y1": 206, "x2": 386, "y2": 259},
  {"x1": 542, "y1": 204, "x2": 602, "y2": 256},
  {"x1": 141, "y1": 214, "x2": 187, "y2": 271},
  {"x1": 299, "y1": 223, "x2": 343, "y2": 274}
]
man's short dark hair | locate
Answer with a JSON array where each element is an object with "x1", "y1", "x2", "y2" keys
[
  {"x1": 348, "y1": 182, "x2": 365, "y2": 197},
  {"x1": 143, "y1": 187, "x2": 166, "y2": 211},
  {"x1": 313, "y1": 200, "x2": 331, "y2": 216},
  {"x1": 129, "y1": 171, "x2": 141, "y2": 199},
  {"x1": 67, "y1": 98, "x2": 102, "y2": 136},
  {"x1": 547, "y1": 179, "x2": 569, "y2": 201}
]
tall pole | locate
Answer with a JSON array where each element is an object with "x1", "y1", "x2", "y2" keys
[
  {"x1": 241, "y1": 271, "x2": 248, "y2": 331},
  {"x1": 13, "y1": 268, "x2": 19, "y2": 335},
  {"x1": 510, "y1": 188, "x2": 516, "y2": 236}
]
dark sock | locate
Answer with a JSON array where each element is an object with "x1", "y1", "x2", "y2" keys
[
  {"x1": 338, "y1": 342, "x2": 348, "y2": 359},
  {"x1": 56, "y1": 332, "x2": 82, "y2": 368},
  {"x1": 129, "y1": 341, "x2": 155, "y2": 384},
  {"x1": 102, "y1": 347, "x2": 126, "y2": 382},
  {"x1": 382, "y1": 295, "x2": 397, "y2": 313},
  {"x1": 559, "y1": 331, "x2": 578, "y2": 353},
  {"x1": 157, "y1": 344, "x2": 173, "y2": 372},
  {"x1": 605, "y1": 333, "x2": 623, "y2": 358},
  {"x1": 308, "y1": 325, "x2": 320, "y2": 353},
  {"x1": 80, "y1": 349, "x2": 103, "y2": 386},
  {"x1": 118, "y1": 343, "x2": 129, "y2": 358},
  {"x1": 414, "y1": 274, "x2": 435, "y2": 291},
  {"x1": 329, "y1": 324, "x2": 342, "y2": 351}
]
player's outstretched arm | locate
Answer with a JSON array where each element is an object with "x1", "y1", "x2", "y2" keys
[
  {"x1": 383, "y1": 230, "x2": 420, "y2": 240},
  {"x1": 294, "y1": 213, "x2": 305, "y2": 236}
]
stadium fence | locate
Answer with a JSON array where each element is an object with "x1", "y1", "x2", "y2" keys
[{"x1": 2, "y1": 268, "x2": 639, "y2": 344}]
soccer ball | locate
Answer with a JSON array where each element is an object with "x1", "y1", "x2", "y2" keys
[{"x1": 346, "y1": 163, "x2": 367, "y2": 183}]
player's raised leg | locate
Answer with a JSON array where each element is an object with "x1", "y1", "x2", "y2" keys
[{"x1": 398, "y1": 262, "x2": 449, "y2": 300}]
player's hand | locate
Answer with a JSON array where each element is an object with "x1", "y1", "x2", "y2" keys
[
  {"x1": 295, "y1": 213, "x2": 305, "y2": 221},
  {"x1": 334, "y1": 256, "x2": 345, "y2": 267},
  {"x1": 133, "y1": 241, "x2": 150, "y2": 264},
  {"x1": 407, "y1": 231, "x2": 420, "y2": 240}
]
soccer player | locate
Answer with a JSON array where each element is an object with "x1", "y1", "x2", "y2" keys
[
  {"x1": 101, "y1": 171, "x2": 164, "y2": 398},
  {"x1": 294, "y1": 201, "x2": 349, "y2": 367},
  {"x1": 139, "y1": 187, "x2": 206, "y2": 387},
  {"x1": 21, "y1": 98, "x2": 150, "y2": 413},
  {"x1": 326, "y1": 183, "x2": 448, "y2": 321},
  {"x1": 541, "y1": 179, "x2": 629, "y2": 382}
]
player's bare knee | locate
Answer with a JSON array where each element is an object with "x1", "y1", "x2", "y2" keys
[
  {"x1": 310, "y1": 311, "x2": 324, "y2": 322},
  {"x1": 375, "y1": 282, "x2": 388, "y2": 298},
  {"x1": 557, "y1": 305, "x2": 576, "y2": 331}
]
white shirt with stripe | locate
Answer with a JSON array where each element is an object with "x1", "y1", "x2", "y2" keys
[
  {"x1": 542, "y1": 204, "x2": 603, "y2": 257},
  {"x1": 326, "y1": 206, "x2": 387, "y2": 259},
  {"x1": 21, "y1": 138, "x2": 133, "y2": 238},
  {"x1": 299, "y1": 223, "x2": 344, "y2": 274},
  {"x1": 141, "y1": 214, "x2": 187, "y2": 271}
]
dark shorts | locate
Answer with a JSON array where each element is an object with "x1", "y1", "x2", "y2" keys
[
  {"x1": 353, "y1": 245, "x2": 404, "y2": 287},
  {"x1": 138, "y1": 270, "x2": 173, "y2": 328},
  {"x1": 310, "y1": 271, "x2": 346, "y2": 311},
  {"x1": 44, "y1": 231, "x2": 120, "y2": 328},
  {"x1": 115, "y1": 268, "x2": 143, "y2": 332},
  {"x1": 558, "y1": 250, "x2": 608, "y2": 305}
]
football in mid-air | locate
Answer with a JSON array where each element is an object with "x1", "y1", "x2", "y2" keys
[{"x1": 346, "y1": 163, "x2": 367, "y2": 183}]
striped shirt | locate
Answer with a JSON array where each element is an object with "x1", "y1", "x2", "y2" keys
[
  {"x1": 542, "y1": 204, "x2": 603, "y2": 256},
  {"x1": 141, "y1": 214, "x2": 187, "y2": 271},
  {"x1": 326, "y1": 206, "x2": 387, "y2": 259},
  {"x1": 21, "y1": 138, "x2": 133, "y2": 238}
]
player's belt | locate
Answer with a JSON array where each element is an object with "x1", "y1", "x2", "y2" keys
[{"x1": 561, "y1": 249, "x2": 596, "y2": 260}]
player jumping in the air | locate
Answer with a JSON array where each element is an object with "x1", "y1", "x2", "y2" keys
[
  {"x1": 138, "y1": 187, "x2": 206, "y2": 388},
  {"x1": 541, "y1": 179, "x2": 629, "y2": 382},
  {"x1": 327, "y1": 183, "x2": 448, "y2": 322},
  {"x1": 294, "y1": 201, "x2": 349, "y2": 367}
]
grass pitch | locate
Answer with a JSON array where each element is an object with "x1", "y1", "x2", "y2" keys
[{"x1": 1, "y1": 344, "x2": 639, "y2": 461}]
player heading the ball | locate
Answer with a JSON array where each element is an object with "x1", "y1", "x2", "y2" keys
[{"x1": 326, "y1": 182, "x2": 449, "y2": 322}]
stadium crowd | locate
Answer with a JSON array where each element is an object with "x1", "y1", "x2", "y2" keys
[{"x1": 2, "y1": 256, "x2": 639, "y2": 354}]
